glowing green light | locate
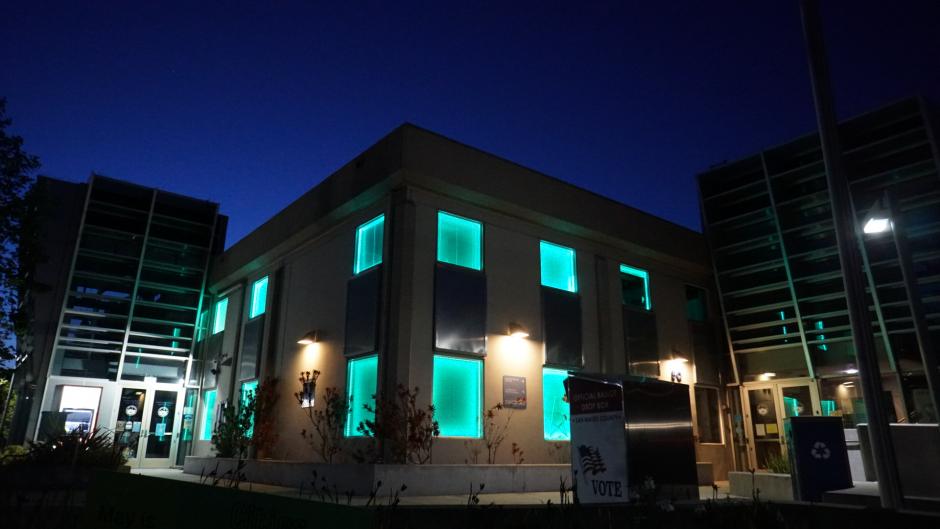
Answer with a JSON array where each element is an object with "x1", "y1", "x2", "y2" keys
[
  {"x1": 354, "y1": 214, "x2": 385, "y2": 274},
  {"x1": 821, "y1": 399, "x2": 837, "y2": 417},
  {"x1": 241, "y1": 380, "x2": 258, "y2": 438},
  {"x1": 213, "y1": 298, "x2": 228, "y2": 334},
  {"x1": 543, "y1": 367, "x2": 571, "y2": 441},
  {"x1": 200, "y1": 389, "x2": 216, "y2": 441},
  {"x1": 345, "y1": 355, "x2": 378, "y2": 437},
  {"x1": 540, "y1": 241, "x2": 577, "y2": 293},
  {"x1": 620, "y1": 264, "x2": 651, "y2": 310},
  {"x1": 433, "y1": 355, "x2": 482, "y2": 438},
  {"x1": 815, "y1": 320, "x2": 828, "y2": 351},
  {"x1": 249, "y1": 277, "x2": 268, "y2": 319},
  {"x1": 437, "y1": 211, "x2": 483, "y2": 270},
  {"x1": 196, "y1": 310, "x2": 208, "y2": 342}
]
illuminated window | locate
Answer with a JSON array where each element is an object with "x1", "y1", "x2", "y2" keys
[
  {"x1": 433, "y1": 355, "x2": 482, "y2": 437},
  {"x1": 437, "y1": 211, "x2": 482, "y2": 270},
  {"x1": 212, "y1": 298, "x2": 228, "y2": 334},
  {"x1": 240, "y1": 380, "x2": 258, "y2": 438},
  {"x1": 345, "y1": 355, "x2": 378, "y2": 437},
  {"x1": 249, "y1": 277, "x2": 268, "y2": 319},
  {"x1": 685, "y1": 285, "x2": 707, "y2": 321},
  {"x1": 540, "y1": 241, "x2": 577, "y2": 293},
  {"x1": 196, "y1": 310, "x2": 209, "y2": 342},
  {"x1": 542, "y1": 368, "x2": 570, "y2": 441},
  {"x1": 354, "y1": 214, "x2": 385, "y2": 274},
  {"x1": 620, "y1": 264, "x2": 650, "y2": 310},
  {"x1": 200, "y1": 389, "x2": 216, "y2": 441}
]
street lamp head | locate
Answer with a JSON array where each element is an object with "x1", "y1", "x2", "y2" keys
[{"x1": 863, "y1": 216, "x2": 892, "y2": 234}]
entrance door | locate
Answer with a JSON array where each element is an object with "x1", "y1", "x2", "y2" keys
[
  {"x1": 113, "y1": 385, "x2": 183, "y2": 468},
  {"x1": 742, "y1": 378, "x2": 820, "y2": 469}
]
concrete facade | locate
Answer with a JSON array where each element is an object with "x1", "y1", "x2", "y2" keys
[{"x1": 195, "y1": 124, "x2": 733, "y2": 474}]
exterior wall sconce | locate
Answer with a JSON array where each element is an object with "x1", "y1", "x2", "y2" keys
[
  {"x1": 667, "y1": 355, "x2": 688, "y2": 383},
  {"x1": 758, "y1": 372, "x2": 776, "y2": 381},
  {"x1": 297, "y1": 331, "x2": 320, "y2": 345},
  {"x1": 507, "y1": 322, "x2": 529, "y2": 339}
]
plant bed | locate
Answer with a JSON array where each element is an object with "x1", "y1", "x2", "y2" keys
[{"x1": 184, "y1": 456, "x2": 571, "y2": 496}]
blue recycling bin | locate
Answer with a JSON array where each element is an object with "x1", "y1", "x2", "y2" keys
[{"x1": 785, "y1": 416, "x2": 853, "y2": 501}]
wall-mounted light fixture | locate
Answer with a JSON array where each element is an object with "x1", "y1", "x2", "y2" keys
[
  {"x1": 844, "y1": 368, "x2": 859, "y2": 375},
  {"x1": 297, "y1": 331, "x2": 319, "y2": 345},
  {"x1": 507, "y1": 322, "x2": 529, "y2": 339},
  {"x1": 758, "y1": 372, "x2": 777, "y2": 381},
  {"x1": 667, "y1": 354, "x2": 688, "y2": 384}
]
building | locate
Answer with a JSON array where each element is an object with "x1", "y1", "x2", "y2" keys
[
  {"x1": 191, "y1": 124, "x2": 732, "y2": 475},
  {"x1": 12, "y1": 175, "x2": 224, "y2": 467},
  {"x1": 698, "y1": 97, "x2": 940, "y2": 470}
]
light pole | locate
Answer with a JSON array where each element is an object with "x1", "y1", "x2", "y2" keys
[
  {"x1": 799, "y1": 0, "x2": 904, "y2": 508},
  {"x1": 863, "y1": 189, "x2": 940, "y2": 424}
]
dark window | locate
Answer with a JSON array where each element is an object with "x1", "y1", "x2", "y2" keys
[
  {"x1": 239, "y1": 315, "x2": 264, "y2": 381},
  {"x1": 624, "y1": 309, "x2": 658, "y2": 376},
  {"x1": 344, "y1": 267, "x2": 382, "y2": 356},
  {"x1": 542, "y1": 287, "x2": 582, "y2": 366},
  {"x1": 434, "y1": 264, "x2": 486, "y2": 355},
  {"x1": 695, "y1": 386, "x2": 722, "y2": 444}
]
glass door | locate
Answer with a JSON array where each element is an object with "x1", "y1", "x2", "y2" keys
[
  {"x1": 113, "y1": 385, "x2": 184, "y2": 468},
  {"x1": 742, "y1": 378, "x2": 821, "y2": 469}
]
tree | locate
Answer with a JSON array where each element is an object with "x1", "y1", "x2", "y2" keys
[{"x1": 0, "y1": 97, "x2": 41, "y2": 364}]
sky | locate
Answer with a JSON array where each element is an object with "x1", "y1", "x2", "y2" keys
[{"x1": 2, "y1": 1, "x2": 939, "y2": 247}]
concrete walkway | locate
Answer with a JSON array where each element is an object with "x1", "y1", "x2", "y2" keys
[{"x1": 133, "y1": 468, "x2": 730, "y2": 506}]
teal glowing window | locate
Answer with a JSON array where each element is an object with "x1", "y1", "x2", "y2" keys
[
  {"x1": 821, "y1": 399, "x2": 837, "y2": 417},
  {"x1": 212, "y1": 298, "x2": 228, "y2": 334},
  {"x1": 200, "y1": 389, "x2": 216, "y2": 441},
  {"x1": 437, "y1": 211, "x2": 483, "y2": 270},
  {"x1": 815, "y1": 320, "x2": 828, "y2": 351},
  {"x1": 620, "y1": 264, "x2": 650, "y2": 310},
  {"x1": 542, "y1": 368, "x2": 571, "y2": 441},
  {"x1": 780, "y1": 311, "x2": 788, "y2": 342},
  {"x1": 540, "y1": 241, "x2": 577, "y2": 293},
  {"x1": 345, "y1": 355, "x2": 378, "y2": 437},
  {"x1": 249, "y1": 277, "x2": 268, "y2": 319},
  {"x1": 354, "y1": 214, "x2": 385, "y2": 274},
  {"x1": 685, "y1": 285, "x2": 707, "y2": 321},
  {"x1": 433, "y1": 355, "x2": 482, "y2": 438},
  {"x1": 240, "y1": 380, "x2": 258, "y2": 438},
  {"x1": 196, "y1": 310, "x2": 208, "y2": 342}
]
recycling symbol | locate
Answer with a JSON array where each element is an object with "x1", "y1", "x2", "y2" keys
[{"x1": 810, "y1": 441, "x2": 831, "y2": 460}]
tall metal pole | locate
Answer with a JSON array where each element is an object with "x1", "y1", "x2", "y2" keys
[
  {"x1": 886, "y1": 190, "x2": 940, "y2": 423},
  {"x1": 799, "y1": 0, "x2": 903, "y2": 509}
]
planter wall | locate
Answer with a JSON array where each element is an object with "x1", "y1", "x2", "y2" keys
[
  {"x1": 184, "y1": 456, "x2": 571, "y2": 496},
  {"x1": 728, "y1": 471, "x2": 792, "y2": 502}
]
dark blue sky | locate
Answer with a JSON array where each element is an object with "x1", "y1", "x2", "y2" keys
[{"x1": 3, "y1": 1, "x2": 938, "y2": 247}]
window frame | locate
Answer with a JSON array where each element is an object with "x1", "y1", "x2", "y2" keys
[
  {"x1": 200, "y1": 389, "x2": 216, "y2": 441},
  {"x1": 432, "y1": 354, "x2": 483, "y2": 438},
  {"x1": 619, "y1": 263, "x2": 651, "y2": 311},
  {"x1": 212, "y1": 297, "x2": 228, "y2": 334},
  {"x1": 540, "y1": 240, "x2": 578, "y2": 293},
  {"x1": 542, "y1": 367, "x2": 571, "y2": 441},
  {"x1": 684, "y1": 283, "x2": 709, "y2": 322},
  {"x1": 344, "y1": 354, "x2": 379, "y2": 437},
  {"x1": 249, "y1": 277, "x2": 268, "y2": 319},
  {"x1": 436, "y1": 210, "x2": 484, "y2": 271},
  {"x1": 354, "y1": 214, "x2": 386, "y2": 275}
]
